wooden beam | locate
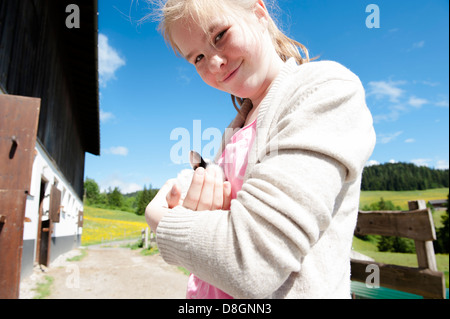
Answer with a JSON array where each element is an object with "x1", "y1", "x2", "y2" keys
[
  {"x1": 354, "y1": 209, "x2": 436, "y2": 241},
  {"x1": 407, "y1": 200, "x2": 438, "y2": 270},
  {"x1": 351, "y1": 259, "x2": 446, "y2": 299},
  {"x1": 415, "y1": 240, "x2": 438, "y2": 271}
]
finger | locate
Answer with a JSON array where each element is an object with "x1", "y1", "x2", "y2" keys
[
  {"x1": 166, "y1": 183, "x2": 181, "y2": 208},
  {"x1": 211, "y1": 168, "x2": 224, "y2": 210},
  {"x1": 222, "y1": 181, "x2": 232, "y2": 210},
  {"x1": 183, "y1": 167, "x2": 205, "y2": 210},
  {"x1": 151, "y1": 179, "x2": 176, "y2": 207},
  {"x1": 196, "y1": 168, "x2": 216, "y2": 211}
]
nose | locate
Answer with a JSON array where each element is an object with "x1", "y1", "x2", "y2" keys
[{"x1": 207, "y1": 54, "x2": 226, "y2": 74}]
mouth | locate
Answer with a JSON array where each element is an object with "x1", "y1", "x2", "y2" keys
[{"x1": 222, "y1": 62, "x2": 242, "y2": 83}]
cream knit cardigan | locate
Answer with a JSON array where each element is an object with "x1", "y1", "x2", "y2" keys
[{"x1": 156, "y1": 59, "x2": 376, "y2": 299}]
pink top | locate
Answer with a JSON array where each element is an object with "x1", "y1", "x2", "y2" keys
[{"x1": 186, "y1": 119, "x2": 257, "y2": 299}]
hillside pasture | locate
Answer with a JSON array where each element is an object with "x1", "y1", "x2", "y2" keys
[
  {"x1": 81, "y1": 206, "x2": 148, "y2": 246},
  {"x1": 360, "y1": 188, "x2": 448, "y2": 210}
]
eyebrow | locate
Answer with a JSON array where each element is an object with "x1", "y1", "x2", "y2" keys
[
  {"x1": 184, "y1": 23, "x2": 221, "y2": 62},
  {"x1": 185, "y1": 52, "x2": 194, "y2": 62}
]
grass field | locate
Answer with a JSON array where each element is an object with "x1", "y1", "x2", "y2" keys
[
  {"x1": 359, "y1": 188, "x2": 448, "y2": 210},
  {"x1": 81, "y1": 206, "x2": 148, "y2": 246}
]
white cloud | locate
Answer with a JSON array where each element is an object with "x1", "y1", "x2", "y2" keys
[
  {"x1": 98, "y1": 33, "x2": 126, "y2": 87},
  {"x1": 367, "y1": 79, "x2": 445, "y2": 123},
  {"x1": 411, "y1": 158, "x2": 432, "y2": 167},
  {"x1": 365, "y1": 160, "x2": 380, "y2": 167},
  {"x1": 367, "y1": 80, "x2": 406, "y2": 103},
  {"x1": 421, "y1": 81, "x2": 439, "y2": 87},
  {"x1": 404, "y1": 138, "x2": 415, "y2": 143},
  {"x1": 100, "y1": 109, "x2": 115, "y2": 123},
  {"x1": 407, "y1": 41, "x2": 425, "y2": 52},
  {"x1": 377, "y1": 131, "x2": 403, "y2": 144},
  {"x1": 408, "y1": 96, "x2": 428, "y2": 108},
  {"x1": 412, "y1": 40, "x2": 425, "y2": 49},
  {"x1": 104, "y1": 146, "x2": 129, "y2": 156},
  {"x1": 177, "y1": 67, "x2": 192, "y2": 85},
  {"x1": 435, "y1": 99, "x2": 449, "y2": 108},
  {"x1": 99, "y1": 178, "x2": 142, "y2": 194},
  {"x1": 372, "y1": 104, "x2": 406, "y2": 123},
  {"x1": 435, "y1": 160, "x2": 449, "y2": 170}
]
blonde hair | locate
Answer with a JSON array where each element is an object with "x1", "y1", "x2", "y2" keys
[{"x1": 147, "y1": 0, "x2": 311, "y2": 112}]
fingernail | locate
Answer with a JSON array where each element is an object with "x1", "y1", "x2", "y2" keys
[{"x1": 196, "y1": 167, "x2": 205, "y2": 175}]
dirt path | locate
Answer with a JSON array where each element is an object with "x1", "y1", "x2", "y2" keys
[{"x1": 20, "y1": 242, "x2": 189, "y2": 299}]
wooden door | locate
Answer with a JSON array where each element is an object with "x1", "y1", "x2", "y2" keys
[{"x1": 0, "y1": 94, "x2": 40, "y2": 299}]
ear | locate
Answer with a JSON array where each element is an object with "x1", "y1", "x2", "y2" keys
[
  {"x1": 189, "y1": 150, "x2": 207, "y2": 170},
  {"x1": 254, "y1": 0, "x2": 269, "y2": 28},
  {"x1": 255, "y1": 0, "x2": 268, "y2": 12},
  {"x1": 189, "y1": 150, "x2": 201, "y2": 169}
]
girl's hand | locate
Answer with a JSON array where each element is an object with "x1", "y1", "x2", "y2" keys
[
  {"x1": 145, "y1": 179, "x2": 177, "y2": 232},
  {"x1": 183, "y1": 166, "x2": 232, "y2": 211},
  {"x1": 145, "y1": 168, "x2": 232, "y2": 232}
]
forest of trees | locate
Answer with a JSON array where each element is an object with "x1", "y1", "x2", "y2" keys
[
  {"x1": 83, "y1": 178, "x2": 158, "y2": 215},
  {"x1": 361, "y1": 162, "x2": 448, "y2": 191}
]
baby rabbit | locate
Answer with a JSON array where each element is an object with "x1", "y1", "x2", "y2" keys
[{"x1": 176, "y1": 151, "x2": 225, "y2": 200}]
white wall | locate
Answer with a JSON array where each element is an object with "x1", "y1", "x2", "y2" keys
[{"x1": 23, "y1": 140, "x2": 83, "y2": 244}]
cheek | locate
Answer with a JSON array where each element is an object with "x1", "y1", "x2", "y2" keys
[
  {"x1": 227, "y1": 35, "x2": 251, "y2": 56},
  {"x1": 198, "y1": 69, "x2": 219, "y2": 88},
  {"x1": 232, "y1": 33, "x2": 264, "y2": 61}
]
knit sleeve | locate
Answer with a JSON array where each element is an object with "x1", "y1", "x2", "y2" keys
[{"x1": 156, "y1": 62, "x2": 376, "y2": 298}]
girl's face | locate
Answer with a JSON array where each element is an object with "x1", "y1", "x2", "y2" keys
[{"x1": 170, "y1": 1, "x2": 283, "y2": 107}]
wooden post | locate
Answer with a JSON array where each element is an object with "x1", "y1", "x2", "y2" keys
[
  {"x1": 149, "y1": 230, "x2": 156, "y2": 248},
  {"x1": 408, "y1": 200, "x2": 438, "y2": 271},
  {"x1": 144, "y1": 227, "x2": 149, "y2": 249}
]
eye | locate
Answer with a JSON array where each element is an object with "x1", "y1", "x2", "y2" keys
[
  {"x1": 214, "y1": 30, "x2": 227, "y2": 44},
  {"x1": 195, "y1": 54, "x2": 204, "y2": 64}
]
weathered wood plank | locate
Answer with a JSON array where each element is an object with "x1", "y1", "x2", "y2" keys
[
  {"x1": 351, "y1": 259, "x2": 446, "y2": 299},
  {"x1": 0, "y1": 94, "x2": 40, "y2": 299},
  {"x1": 414, "y1": 240, "x2": 438, "y2": 270},
  {"x1": 354, "y1": 209, "x2": 436, "y2": 241}
]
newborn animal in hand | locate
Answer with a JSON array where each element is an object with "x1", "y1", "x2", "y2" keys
[{"x1": 176, "y1": 151, "x2": 225, "y2": 201}]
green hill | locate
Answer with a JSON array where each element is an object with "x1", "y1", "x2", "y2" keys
[{"x1": 360, "y1": 188, "x2": 448, "y2": 210}]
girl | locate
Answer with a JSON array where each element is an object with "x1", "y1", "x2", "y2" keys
[{"x1": 146, "y1": 0, "x2": 376, "y2": 298}]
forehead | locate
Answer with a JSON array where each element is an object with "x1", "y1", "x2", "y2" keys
[{"x1": 170, "y1": 14, "x2": 233, "y2": 57}]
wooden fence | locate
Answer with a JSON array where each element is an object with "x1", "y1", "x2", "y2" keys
[{"x1": 351, "y1": 200, "x2": 446, "y2": 299}]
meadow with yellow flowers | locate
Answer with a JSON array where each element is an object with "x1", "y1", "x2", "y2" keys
[{"x1": 81, "y1": 206, "x2": 148, "y2": 246}]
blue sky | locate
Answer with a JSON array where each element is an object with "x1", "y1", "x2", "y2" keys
[{"x1": 85, "y1": 0, "x2": 449, "y2": 193}]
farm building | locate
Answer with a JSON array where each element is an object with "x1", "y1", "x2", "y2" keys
[
  {"x1": 428, "y1": 199, "x2": 448, "y2": 211},
  {"x1": 0, "y1": 0, "x2": 99, "y2": 298}
]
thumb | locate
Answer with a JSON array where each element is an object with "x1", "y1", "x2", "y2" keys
[{"x1": 166, "y1": 183, "x2": 182, "y2": 208}]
